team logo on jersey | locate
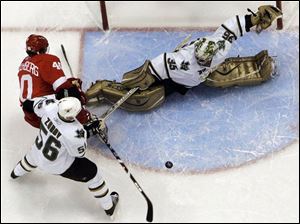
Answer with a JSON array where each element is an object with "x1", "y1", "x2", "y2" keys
[
  {"x1": 195, "y1": 38, "x2": 226, "y2": 67},
  {"x1": 180, "y1": 61, "x2": 190, "y2": 71},
  {"x1": 198, "y1": 68, "x2": 207, "y2": 75},
  {"x1": 75, "y1": 129, "x2": 85, "y2": 138}
]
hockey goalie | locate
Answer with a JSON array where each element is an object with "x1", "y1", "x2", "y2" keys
[{"x1": 85, "y1": 5, "x2": 282, "y2": 112}]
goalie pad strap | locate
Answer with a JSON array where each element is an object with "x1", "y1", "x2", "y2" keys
[{"x1": 121, "y1": 60, "x2": 156, "y2": 90}]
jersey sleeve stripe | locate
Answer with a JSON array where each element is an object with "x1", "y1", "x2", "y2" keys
[
  {"x1": 149, "y1": 61, "x2": 163, "y2": 81},
  {"x1": 236, "y1": 15, "x2": 243, "y2": 37},
  {"x1": 163, "y1": 53, "x2": 172, "y2": 80},
  {"x1": 52, "y1": 76, "x2": 68, "y2": 91}
]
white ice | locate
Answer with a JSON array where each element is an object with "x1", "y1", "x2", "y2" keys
[{"x1": 1, "y1": 2, "x2": 299, "y2": 223}]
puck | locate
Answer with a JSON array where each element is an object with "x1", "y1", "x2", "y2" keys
[{"x1": 165, "y1": 161, "x2": 173, "y2": 169}]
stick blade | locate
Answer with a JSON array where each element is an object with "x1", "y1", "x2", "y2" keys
[{"x1": 146, "y1": 197, "x2": 153, "y2": 222}]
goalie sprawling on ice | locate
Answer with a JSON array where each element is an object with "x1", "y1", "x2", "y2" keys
[{"x1": 85, "y1": 5, "x2": 282, "y2": 111}]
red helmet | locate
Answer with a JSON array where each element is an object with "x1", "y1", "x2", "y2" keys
[{"x1": 26, "y1": 34, "x2": 49, "y2": 54}]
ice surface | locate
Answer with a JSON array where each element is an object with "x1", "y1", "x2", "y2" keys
[
  {"x1": 1, "y1": 1, "x2": 299, "y2": 223},
  {"x1": 82, "y1": 30, "x2": 299, "y2": 173}
]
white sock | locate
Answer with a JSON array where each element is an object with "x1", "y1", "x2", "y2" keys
[
  {"x1": 13, "y1": 156, "x2": 37, "y2": 177},
  {"x1": 87, "y1": 171, "x2": 113, "y2": 210}
]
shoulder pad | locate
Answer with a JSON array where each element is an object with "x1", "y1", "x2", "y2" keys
[{"x1": 38, "y1": 54, "x2": 61, "y2": 62}]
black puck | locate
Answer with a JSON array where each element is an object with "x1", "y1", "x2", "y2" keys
[{"x1": 165, "y1": 161, "x2": 173, "y2": 169}]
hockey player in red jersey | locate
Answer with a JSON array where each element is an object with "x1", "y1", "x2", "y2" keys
[{"x1": 18, "y1": 34, "x2": 89, "y2": 128}]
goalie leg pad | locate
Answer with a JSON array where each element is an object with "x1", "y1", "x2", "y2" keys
[
  {"x1": 121, "y1": 60, "x2": 156, "y2": 90},
  {"x1": 85, "y1": 80, "x2": 165, "y2": 112},
  {"x1": 203, "y1": 50, "x2": 275, "y2": 88}
]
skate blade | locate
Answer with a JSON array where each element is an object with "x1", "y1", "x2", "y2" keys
[{"x1": 109, "y1": 201, "x2": 120, "y2": 221}]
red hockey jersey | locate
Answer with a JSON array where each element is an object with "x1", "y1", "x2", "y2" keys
[{"x1": 18, "y1": 54, "x2": 67, "y2": 102}]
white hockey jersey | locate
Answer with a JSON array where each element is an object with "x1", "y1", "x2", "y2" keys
[
  {"x1": 26, "y1": 97, "x2": 87, "y2": 174},
  {"x1": 150, "y1": 15, "x2": 247, "y2": 88}
]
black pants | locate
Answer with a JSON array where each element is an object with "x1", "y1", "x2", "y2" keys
[
  {"x1": 153, "y1": 76, "x2": 189, "y2": 96},
  {"x1": 60, "y1": 157, "x2": 97, "y2": 183}
]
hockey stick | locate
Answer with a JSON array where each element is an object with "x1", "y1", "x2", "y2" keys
[
  {"x1": 96, "y1": 86, "x2": 153, "y2": 222},
  {"x1": 61, "y1": 44, "x2": 74, "y2": 77},
  {"x1": 99, "y1": 87, "x2": 139, "y2": 122},
  {"x1": 97, "y1": 130, "x2": 153, "y2": 222},
  {"x1": 174, "y1": 34, "x2": 192, "y2": 52},
  {"x1": 61, "y1": 44, "x2": 139, "y2": 120},
  {"x1": 60, "y1": 45, "x2": 153, "y2": 221}
]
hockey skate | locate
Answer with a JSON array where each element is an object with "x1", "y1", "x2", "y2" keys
[
  {"x1": 105, "y1": 191, "x2": 119, "y2": 219},
  {"x1": 10, "y1": 170, "x2": 19, "y2": 179}
]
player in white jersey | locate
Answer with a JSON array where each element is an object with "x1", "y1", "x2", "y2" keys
[
  {"x1": 150, "y1": 15, "x2": 247, "y2": 89},
  {"x1": 10, "y1": 97, "x2": 119, "y2": 218},
  {"x1": 85, "y1": 5, "x2": 282, "y2": 111}
]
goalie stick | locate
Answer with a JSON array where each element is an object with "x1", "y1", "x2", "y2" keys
[
  {"x1": 174, "y1": 34, "x2": 192, "y2": 52},
  {"x1": 60, "y1": 43, "x2": 139, "y2": 120},
  {"x1": 100, "y1": 87, "x2": 139, "y2": 121}
]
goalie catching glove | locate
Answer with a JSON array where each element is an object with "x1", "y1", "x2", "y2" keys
[{"x1": 249, "y1": 5, "x2": 282, "y2": 33}]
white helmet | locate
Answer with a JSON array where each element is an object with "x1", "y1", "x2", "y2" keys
[{"x1": 58, "y1": 97, "x2": 81, "y2": 121}]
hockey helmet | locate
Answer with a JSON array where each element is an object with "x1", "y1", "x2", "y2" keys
[
  {"x1": 26, "y1": 34, "x2": 49, "y2": 54},
  {"x1": 58, "y1": 97, "x2": 82, "y2": 122}
]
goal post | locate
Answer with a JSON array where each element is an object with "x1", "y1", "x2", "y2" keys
[
  {"x1": 94, "y1": 1, "x2": 299, "y2": 31},
  {"x1": 276, "y1": 1, "x2": 283, "y2": 30},
  {"x1": 100, "y1": 1, "x2": 109, "y2": 31}
]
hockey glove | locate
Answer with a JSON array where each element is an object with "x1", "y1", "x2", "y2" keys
[
  {"x1": 83, "y1": 118, "x2": 108, "y2": 139},
  {"x1": 22, "y1": 99, "x2": 34, "y2": 113},
  {"x1": 56, "y1": 78, "x2": 87, "y2": 105},
  {"x1": 249, "y1": 5, "x2": 282, "y2": 33}
]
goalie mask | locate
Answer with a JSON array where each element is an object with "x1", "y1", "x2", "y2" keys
[
  {"x1": 58, "y1": 97, "x2": 81, "y2": 122},
  {"x1": 194, "y1": 37, "x2": 225, "y2": 67}
]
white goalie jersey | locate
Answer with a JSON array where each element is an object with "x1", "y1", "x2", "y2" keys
[
  {"x1": 26, "y1": 97, "x2": 87, "y2": 175},
  {"x1": 150, "y1": 15, "x2": 247, "y2": 87}
]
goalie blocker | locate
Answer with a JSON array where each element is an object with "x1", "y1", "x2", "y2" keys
[{"x1": 85, "y1": 50, "x2": 275, "y2": 112}]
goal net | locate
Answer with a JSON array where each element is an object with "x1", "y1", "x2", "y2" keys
[
  {"x1": 2, "y1": 1, "x2": 298, "y2": 31},
  {"x1": 92, "y1": 1, "x2": 298, "y2": 31}
]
